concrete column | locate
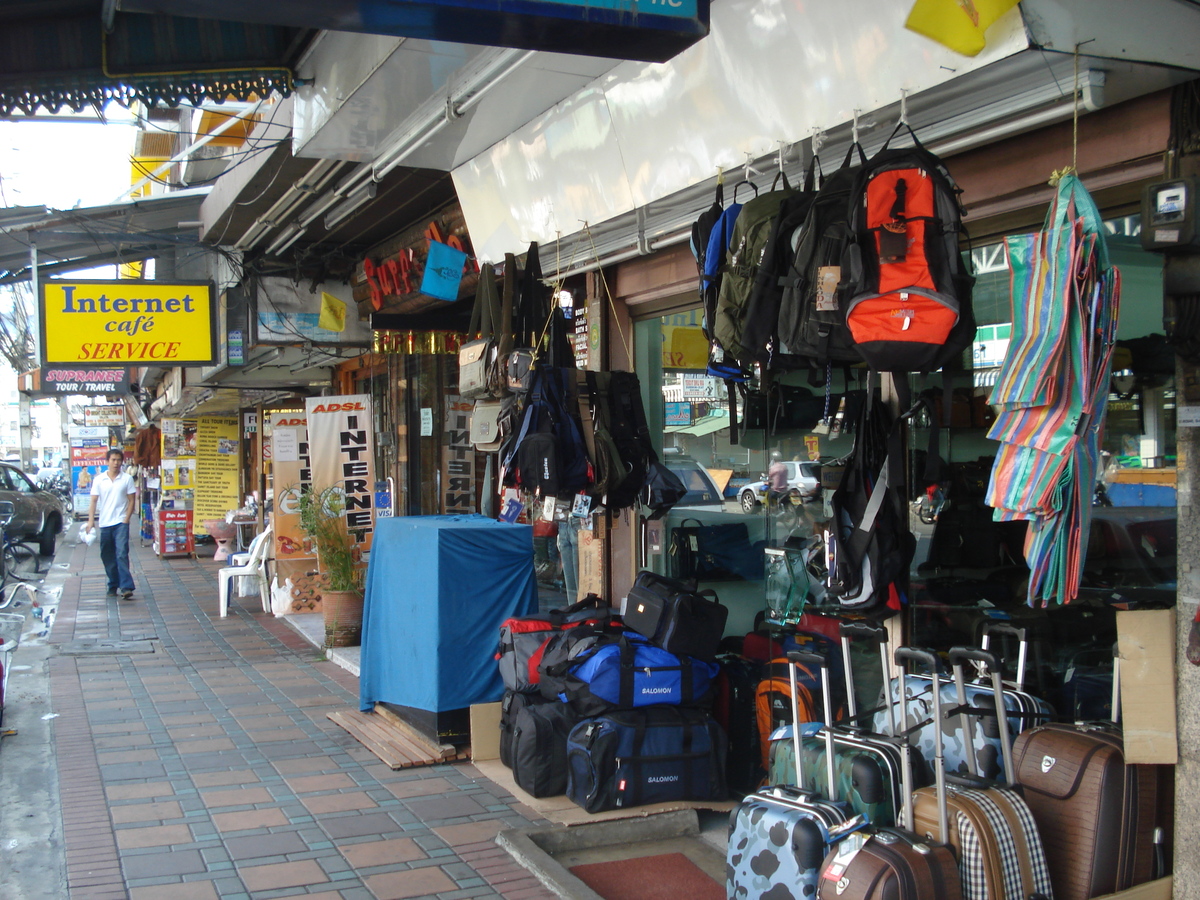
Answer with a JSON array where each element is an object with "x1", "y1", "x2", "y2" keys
[{"x1": 1174, "y1": 356, "x2": 1200, "y2": 900}]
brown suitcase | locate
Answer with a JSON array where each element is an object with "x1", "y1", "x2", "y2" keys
[
  {"x1": 1012, "y1": 648, "x2": 1164, "y2": 900},
  {"x1": 817, "y1": 647, "x2": 963, "y2": 900}
]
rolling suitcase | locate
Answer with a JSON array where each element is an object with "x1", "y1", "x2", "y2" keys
[
  {"x1": 768, "y1": 622, "x2": 907, "y2": 827},
  {"x1": 1013, "y1": 648, "x2": 1165, "y2": 900},
  {"x1": 911, "y1": 647, "x2": 1055, "y2": 900},
  {"x1": 874, "y1": 621, "x2": 1052, "y2": 781},
  {"x1": 727, "y1": 651, "x2": 864, "y2": 900},
  {"x1": 713, "y1": 654, "x2": 765, "y2": 796},
  {"x1": 816, "y1": 647, "x2": 962, "y2": 900}
]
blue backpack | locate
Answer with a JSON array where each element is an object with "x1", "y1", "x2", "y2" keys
[{"x1": 503, "y1": 366, "x2": 590, "y2": 497}]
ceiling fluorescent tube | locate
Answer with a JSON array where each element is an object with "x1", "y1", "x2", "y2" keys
[
  {"x1": 324, "y1": 181, "x2": 378, "y2": 231},
  {"x1": 266, "y1": 222, "x2": 306, "y2": 256}
]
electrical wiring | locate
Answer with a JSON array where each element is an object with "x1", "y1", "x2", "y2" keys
[{"x1": 127, "y1": 139, "x2": 285, "y2": 190}]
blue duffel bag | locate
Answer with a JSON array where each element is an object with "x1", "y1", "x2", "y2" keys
[
  {"x1": 566, "y1": 706, "x2": 727, "y2": 812},
  {"x1": 543, "y1": 631, "x2": 718, "y2": 716}
]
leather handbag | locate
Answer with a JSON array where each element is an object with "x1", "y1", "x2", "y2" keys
[
  {"x1": 504, "y1": 349, "x2": 537, "y2": 394},
  {"x1": 469, "y1": 397, "x2": 513, "y2": 451},
  {"x1": 458, "y1": 263, "x2": 501, "y2": 400}
]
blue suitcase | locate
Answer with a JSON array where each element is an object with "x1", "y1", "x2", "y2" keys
[{"x1": 727, "y1": 650, "x2": 866, "y2": 899}]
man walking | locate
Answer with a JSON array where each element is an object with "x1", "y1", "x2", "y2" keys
[{"x1": 85, "y1": 448, "x2": 137, "y2": 600}]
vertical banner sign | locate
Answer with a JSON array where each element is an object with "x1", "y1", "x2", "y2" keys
[
  {"x1": 193, "y1": 417, "x2": 240, "y2": 535},
  {"x1": 304, "y1": 395, "x2": 376, "y2": 555},
  {"x1": 270, "y1": 412, "x2": 314, "y2": 564},
  {"x1": 443, "y1": 395, "x2": 475, "y2": 514},
  {"x1": 69, "y1": 425, "x2": 111, "y2": 513}
]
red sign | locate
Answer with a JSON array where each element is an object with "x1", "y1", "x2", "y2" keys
[{"x1": 361, "y1": 220, "x2": 477, "y2": 311}]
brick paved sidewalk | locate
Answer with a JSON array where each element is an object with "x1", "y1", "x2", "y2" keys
[{"x1": 46, "y1": 536, "x2": 556, "y2": 900}]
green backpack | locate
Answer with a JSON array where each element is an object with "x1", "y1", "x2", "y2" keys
[{"x1": 712, "y1": 173, "x2": 799, "y2": 361}]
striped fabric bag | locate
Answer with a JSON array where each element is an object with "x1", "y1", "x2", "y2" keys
[{"x1": 984, "y1": 175, "x2": 1120, "y2": 605}]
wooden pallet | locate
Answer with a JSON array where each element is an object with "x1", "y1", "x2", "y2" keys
[{"x1": 328, "y1": 705, "x2": 470, "y2": 769}]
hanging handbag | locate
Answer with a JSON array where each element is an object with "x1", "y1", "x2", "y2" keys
[
  {"x1": 504, "y1": 243, "x2": 553, "y2": 392},
  {"x1": 470, "y1": 396, "x2": 516, "y2": 451},
  {"x1": 458, "y1": 263, "x2": 503, "y2": 400}
]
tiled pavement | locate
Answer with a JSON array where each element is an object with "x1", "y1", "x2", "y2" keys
[{"x1": 44, "y1": 537, "x2": 557, "y2": 900}]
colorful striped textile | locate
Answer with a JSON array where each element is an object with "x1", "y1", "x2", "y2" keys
[{"x1": 984, "y1": 175, "x2": 1120, "y2": 605}]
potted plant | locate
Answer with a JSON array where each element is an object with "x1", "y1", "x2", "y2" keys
[{"x1": 296, "y1": 484, "x2": 365, "y2": 647}]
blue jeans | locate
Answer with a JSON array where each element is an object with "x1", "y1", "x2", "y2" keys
[{"x1": 99, "y1": 522, "x2": 135, "y2": 593}]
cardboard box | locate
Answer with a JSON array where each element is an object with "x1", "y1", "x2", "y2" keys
[
  {"x1": 469, "y1": 702, "x2": 502, "y2": 762},
  {"x1": 577, "y1": 526, "x2": 605, "y2": 601},
  {"x1": 1117, "y1": 608, "x2": 1178, "y2": 764},
  {"x1": 1090, "y1": 876, "x2": 1172, "y2": 900}
]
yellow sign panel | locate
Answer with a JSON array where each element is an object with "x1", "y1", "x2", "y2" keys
[{"x1": 41, "y1": 280, "x2": 216, "y2": 365}]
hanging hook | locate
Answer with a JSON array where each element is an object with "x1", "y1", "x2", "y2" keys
[
  {"x1": 716, "y1": 165, "x2": 725, "y2": 185},
  {"x1": 811, "y1": 128, "x2": 826, "y2": 156},
  {"x1": 852, "y1": 110, "x2": 861, "y2": 145},
  {"x1": 744, "y1": 151, "x2": 759, "y2": 179},
  {"x1": 777, "y1": 141, "x2": 790, "y2": 175},
  {"x1": 899, "y1": 89, "x2": 909, "y2": 126}
]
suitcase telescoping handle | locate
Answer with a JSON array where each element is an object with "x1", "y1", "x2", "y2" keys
[
  {"x1": 980, "y1": 621, "x2": 1028, "y2": 690},
  {"x1": 787, "y1": 649, "x2": 839, "y2": 804},
  {"x1": 1111, "y1": 641, "x2": 1121, "y2": 724},
  {"x1": 894, "y1": 647, "x2": 948, "y2": 843},
  {"x1": 948, "y1": 647, "x2": 1016, "y2": 785},
  {"x1": 838, "y1": 620, "x2": 892, "y2": 734}
]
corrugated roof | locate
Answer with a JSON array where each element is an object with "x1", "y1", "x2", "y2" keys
[{"x1": 0, "y1": 189, "x2": 209, "y2": 283}]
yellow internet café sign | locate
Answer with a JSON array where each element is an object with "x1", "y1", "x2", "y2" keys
[{"x1": 41, "y1": 280, "x2": 217, "y2": 365}]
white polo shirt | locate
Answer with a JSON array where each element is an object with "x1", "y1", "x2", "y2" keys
[{"x1": 91, "y1": 470, "x2": 136, "y2": 528}]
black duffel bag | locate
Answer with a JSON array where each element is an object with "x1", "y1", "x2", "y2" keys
[
  {"x1": 668, "y1": 518, "x2": 764, "y2": 581},
  {"x1": 625, "y1": 570, "x2": 728, "y2": 662},
  {"x1": 510, "y1": 699, "x2": 580, "y2": 798},
  {"x1": 565, "y1": 706, "x2": 727, "y2": 812}
]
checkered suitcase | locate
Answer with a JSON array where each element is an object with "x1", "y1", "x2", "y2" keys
[{"x1": 911, "y1": 648, "x2": 1054, "y2": 900}]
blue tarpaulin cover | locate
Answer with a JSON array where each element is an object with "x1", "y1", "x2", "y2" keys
[{"x1": 359, "y1": 515, "x2": 537, "y2": 713}]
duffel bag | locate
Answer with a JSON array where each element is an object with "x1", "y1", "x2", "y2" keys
[
  {"x1": 537, "y1": 620, "x2": 627, "y2": 702},
  {"x1": 625, "y1": 570, "x2": 728, "y2": 662},
  {"x1": 511, "y1": 699, "x2": 580, "y2": 798},
  {"x1": 544, "y1": 631, "x2": 719, "y2": 716},
  {"x1": 499, "y1": 689, "x2": 559, "y2": 769},
  {"x1": 497, "y1": 594, "x2": 615, "y2": 693},
  {"x1": 565, "y1": 706, "x2": 727, "y2": 812}
]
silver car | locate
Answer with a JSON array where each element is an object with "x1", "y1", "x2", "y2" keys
[
  {"x1": 739, "y1": 461, "x2": 822, "y2": 513},
  {"x1": 0, "y1": 464, "x2": 66, "y2": 555}
]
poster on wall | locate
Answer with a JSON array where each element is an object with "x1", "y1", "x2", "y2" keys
[
  {"x1": 69, "y1": 425, "x2": 112, "y2": 514},
  {"x1": 83, "y1": 406, "x2": 126, "y2": 428},
  {"x1": 443, "y1": 395, "x2": 475, "y2": 514},
  {"x1": 269, "y1": 411, "x2": 314, "y2": 563},
  {"x1": 193, "y1": 417, "x2": 239, "y2": 536},
  {"x1": 305, "y1": 395, "x2": 376, "y2": 557}
]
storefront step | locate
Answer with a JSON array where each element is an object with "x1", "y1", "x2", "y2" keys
[{"x1": 280, "y1": 611, "x2": 361, "y2": 676}]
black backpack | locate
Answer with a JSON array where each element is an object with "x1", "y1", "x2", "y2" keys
[
  {"x1": 691, "y1": 180, "x2": 725, "y2": 341},
  {"x1": 738, "y1": 160, "x2": 822, "y2": 368},
  {"x1": 827, "y1": 385, "x2": 915, "y2": 613},
  {"x1": 776, "y1": 145, "x2": 870, "y2": 376},
  {"x1": 503, "y1": 366, "x2": 590, "y2": 498},
  {"x1": 840, "y1": 124, "x2": 976, "y2": 373},
  {"x1": 578, "y1": 371, "x2": 655, "y2": 511}
]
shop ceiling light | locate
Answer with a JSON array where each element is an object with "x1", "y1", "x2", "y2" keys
[
  {"x1": 265, "y1": 222, "x2": 306, "y2": 257},
  {"x1": 324, "y1": 181, "x2": 378, "y2": 231}
]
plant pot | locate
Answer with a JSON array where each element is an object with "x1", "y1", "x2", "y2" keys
[{"x1": 322, "y1": 589, "x2": 364, "y2": 647}]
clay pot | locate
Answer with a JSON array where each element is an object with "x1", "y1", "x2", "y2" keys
[{"x1": 321, "y1": 590, "x2": 364, "y2": 647}]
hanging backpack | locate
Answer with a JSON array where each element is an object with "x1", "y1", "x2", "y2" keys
[
  {"x1": 577, "y1": 371, "x2": 654, "y2": 511},
  {"x1": 826, "y1": 384, "x2": 915, "y2": 612},
  {"x1": 776, "y1": 144, "x2": 870, "y2": 376},
  {"x1": 713, "y1": 171, "x2": 801, "y2": 363},
  {"x1": 841, "y1": 123, "x2": 976, "y2": 373},
  {"x1": 691, "y1": 180, "x2": 725, "y2": 341},
  {"x1": 700, "y1": 199, "x2": 743, "y2": 346},
  {"x1": 738, "y1": 158, "x2": 822, "y2": 367},
  {"x1": 503, "y1": 366, "x2": 591, "y2": 498}
]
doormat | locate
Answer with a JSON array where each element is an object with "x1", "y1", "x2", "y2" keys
[
  {"x1": 569, "y1": 852, "x2": 723, "y2": 900},
  {"x1": 328, "y1": 707, "x2": 470, "y2": 769}
]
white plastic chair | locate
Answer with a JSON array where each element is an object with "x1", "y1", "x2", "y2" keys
[{"x1": 218, "y1": 525, "x2": 272, "y2": 617}]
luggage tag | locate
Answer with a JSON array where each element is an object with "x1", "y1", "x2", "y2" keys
[
  {"x1": 541, "y1": 495, "x2": 557, "y2": 521},
  {"x1": 815, "y1": 266, "x2": 841, "y2": 312},
  {"x1": 554, "y1": 498, "x2": 572, "y2": 522},
  {"x1": 821, "y1": 829, "x2": 868, "y2": 887}
]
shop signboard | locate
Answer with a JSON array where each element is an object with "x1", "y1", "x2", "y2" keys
[
  {"x1": 680, "y1": 373, "x2": 720, "y2": 400},
  {"x1": 665, "y1": 402, "x2": 693, "y2": 426},
  {"x1": 305, "y1": 395, "x2": 376, "y2": 556},
  {"x1": 29, "y1": 366, "x2": 128, "y2": 397},
  {"x1": 40, "y1": 280, "x2": 216, "y2": 366},
  {"x1": 270, "y1": 412, "x2": 315, "y2": 565},
  {"x1": 443, "y1": 396, "x2": 475, "y2": 514},
  {"x1": 83, "y1": 405, "x2": 126, "y2": 428},
  {"x1": 193, "y1": 417, "x2": 240, "y2": 536}
]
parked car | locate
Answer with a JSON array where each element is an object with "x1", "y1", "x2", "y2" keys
[
  {"x1": 0, "y1": 464, "x2": 66, "y2": 555},
  {"x1": 661, "y1": 456, "x2": 726, "y2": 510},
  {"x1": 738, "y1": 460, "x2": 822, "y2": 513}
]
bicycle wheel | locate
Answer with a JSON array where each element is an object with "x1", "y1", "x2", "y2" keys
[{"x1": 4, "y1": 541, "x2": 40, "y2": 581}]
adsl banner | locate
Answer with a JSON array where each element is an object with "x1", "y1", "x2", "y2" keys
[{"x1": 40, "y1": 280, "x2": 217, "y2": 366}]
